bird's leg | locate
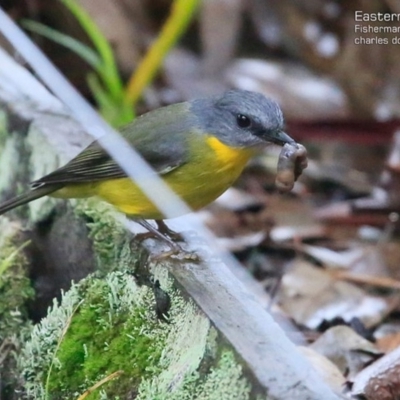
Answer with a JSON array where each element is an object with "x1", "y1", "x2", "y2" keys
[
  {"x1": 135, "y1": 219, "x2": 181, "y2": 250},
  {"x1": 133, "y1": 219, "x2": 198, "y2": 260},
  {"x1": 155, "y1": 220, "x2": 183, "y2": 242}
]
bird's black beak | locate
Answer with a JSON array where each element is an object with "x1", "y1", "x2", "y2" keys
[{"x1": 269, "y1": 130, "x2": 295, "y2": 146}]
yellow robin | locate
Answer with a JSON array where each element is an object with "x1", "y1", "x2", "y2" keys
[{"x1": 0, "y1": 89, "x2": 294, "y2": 247}]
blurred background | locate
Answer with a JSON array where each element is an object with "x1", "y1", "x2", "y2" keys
[{"x1": 3, "y1": 0, "x2": 400, "y2": 119}]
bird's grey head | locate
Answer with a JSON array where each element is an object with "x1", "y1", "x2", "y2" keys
[{"x1": 190, "y1": 89, "x2": 294, "y2": 148}]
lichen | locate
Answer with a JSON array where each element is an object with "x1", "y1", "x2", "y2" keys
[
  {"x1": 18, "y1": 262, "x2": 254, "y2": 400},
  {"x1": 19, "y1": 283, "x2": 81, "y2": 399},
  {"x1": 135, "y1": 292, "x2": 211, "y2": 399},
  {"x1": 194, "y1": 351, "x2": 251, "y2": 400},
  {"x1": 136, "y1": 335, "x2": 252, "y2": 400}
]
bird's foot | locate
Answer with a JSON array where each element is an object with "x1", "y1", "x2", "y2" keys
[
  {"x1": 151, "y1": 247, "x2": 199, "y2": 261},
  {"x1": 133, "y1": 219, "x2": 198, "y2": 261}
]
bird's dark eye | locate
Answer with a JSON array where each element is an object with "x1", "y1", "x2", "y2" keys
[{"x1": 236, "y1": 114, "x2": 251, "y2": 128}]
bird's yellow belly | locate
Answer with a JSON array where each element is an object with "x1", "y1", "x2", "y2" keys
[{"x1": 54, "y1": 137, "x2": 255, "y2": 219}]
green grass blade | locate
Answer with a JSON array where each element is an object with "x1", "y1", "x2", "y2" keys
[
  {"x1": 61, "y1": 0, "x2": 124, "y2": 100},
  {"x1": 22, "y1": 19, "x2": 101, "y2": 70}
]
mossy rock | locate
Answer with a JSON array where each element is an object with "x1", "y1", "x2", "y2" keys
[{"x1": 19, "y1": 269, "x2": 253, "y2": 399}]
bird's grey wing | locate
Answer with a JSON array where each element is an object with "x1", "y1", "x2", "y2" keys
[{"x1": 32, "y1": 103, "x2": 193, "y2": 187}]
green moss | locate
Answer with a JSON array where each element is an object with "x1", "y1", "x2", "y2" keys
[
  {"x1": 0, "y1": 219, "x2": 35, "y2": 396},
  {"x1": 0, "y1": 221, "x2": 34, "y2": 340},
  {"x1": 47, "y1": 282, "x2": 164, "y2": 398},
  {"x1": 74, "y1": 199, "x2": 135, "y2": 274}
]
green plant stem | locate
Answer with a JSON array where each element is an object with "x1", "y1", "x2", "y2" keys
[{"x1": 61, "y1": 0, "x2": 124, "y2": 100}]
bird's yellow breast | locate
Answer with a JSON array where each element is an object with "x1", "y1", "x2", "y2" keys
[{"x1": 54, "y1": 136, "x2": 256, "y2": 219}]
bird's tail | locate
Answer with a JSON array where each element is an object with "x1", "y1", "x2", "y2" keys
[{"x1": 0, "y1": 184, "x2": 62, "y2": 215}]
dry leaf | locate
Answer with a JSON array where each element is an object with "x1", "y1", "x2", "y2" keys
[
  {"x1": 310, "y1": 325, "x2": 381, "y2": 378},
  {"x1": 278, "y1": 260, "x2": 391, "y2": 329}
]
